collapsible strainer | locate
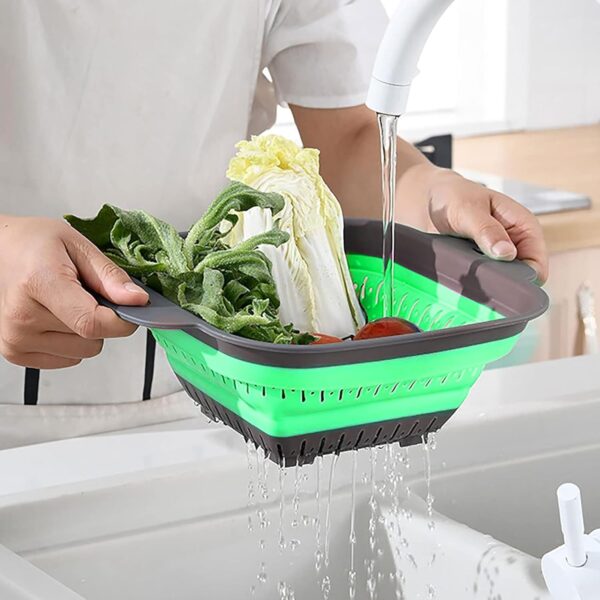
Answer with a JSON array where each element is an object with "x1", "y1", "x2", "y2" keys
[{"x1": 100, "y1": 221, "x2": 548, "y2": 466}]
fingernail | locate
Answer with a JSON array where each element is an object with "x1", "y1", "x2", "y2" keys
[
  {"x1": 123, "y1": 281, "x2": 146, "y2": 295},
  {"x1": 491, "y1": 241, "x2": 516, "y2": 259}
]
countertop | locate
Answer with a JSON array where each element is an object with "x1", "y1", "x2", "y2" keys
[{"x1": 454, "y1": 125, "x2": 600, "y2": 254}]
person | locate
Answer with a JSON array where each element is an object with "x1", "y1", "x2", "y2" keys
[{"x1": 0, "y1": 0, "x2": 547, "y2": 449}]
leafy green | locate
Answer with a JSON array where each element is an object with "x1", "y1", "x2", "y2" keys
[
  {"x1": 65, "y1": 182, "x2": 313, "y2": 345},
  {"x1": 183, "y1": 181, "x2": 285, "y2": 267}
]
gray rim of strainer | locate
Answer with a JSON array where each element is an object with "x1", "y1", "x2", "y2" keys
[{"x1": 96, "y1": 220, "x2": 549, "y2": 368}]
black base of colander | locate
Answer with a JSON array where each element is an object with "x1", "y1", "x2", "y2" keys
[{"x1": 178, "y1": 376, "x2": 455, "y2": 467}]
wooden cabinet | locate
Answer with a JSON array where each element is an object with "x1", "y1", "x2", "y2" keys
[
  {"x1": 454, "y1": 126, "x2": 600, "y2": 364},
  {"x1": 534, "y1": 247, "x2": 600, "y2": 362}
]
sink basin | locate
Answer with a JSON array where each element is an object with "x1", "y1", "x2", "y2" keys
[
  {"x1": 0, "y1": 355, "x2": 598, "y2": 599},
  {"x1": 407, "y1": 354, "x2": 600, "y2": 561}
]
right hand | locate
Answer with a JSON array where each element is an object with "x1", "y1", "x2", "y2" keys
[{"x1": 0, "y1": 216, "x2": 149, "y2": 369}]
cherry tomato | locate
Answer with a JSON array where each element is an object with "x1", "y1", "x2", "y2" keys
[{"x1": 354, "y1": 317, "x2": 420, "y2": 340}]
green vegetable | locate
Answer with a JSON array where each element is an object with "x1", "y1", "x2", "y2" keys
[
  {"x1": 65, "y1": 182, "x2": 313, "y2": 344},
  {"x1": 226, "y1": 134, "x2": 365, "y2": 338}
]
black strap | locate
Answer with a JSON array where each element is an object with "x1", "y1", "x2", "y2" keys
[
  {"x1": 24, "y1": 368, "x2": 40, "y2": 405},
  {"x1": 22, "y1": 332, "x2": 156, "y2": 405},
  {"x1": 142, "y1": 330, "x2": 156, "y2": 401}
]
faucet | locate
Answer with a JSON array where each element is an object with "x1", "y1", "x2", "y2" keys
[
  {"x1": 367, "y1": 0, "x2": 454, "y2": 116},
  {"x1": 542, "y1": 484, "x2": 600, "y2": 599}
]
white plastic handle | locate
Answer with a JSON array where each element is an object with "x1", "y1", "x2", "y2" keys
[{"x1": 557, "y1": 483, "x2": 587, "y2": 567}]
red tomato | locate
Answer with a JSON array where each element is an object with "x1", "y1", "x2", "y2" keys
[
  {"x1": 354, "y1": 317, "x2": 420, "y2": 340},
  {"x1": 310, "y1": 333, "x2": 345, "y2": 345}
]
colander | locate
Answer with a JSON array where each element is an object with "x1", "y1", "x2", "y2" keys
[{"x1": 99, "y1": 220, "x2": 548, "y2": 466}]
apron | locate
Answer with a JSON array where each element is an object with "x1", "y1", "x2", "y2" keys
[{"x1": 0, "y1": 0, "x2": 278, "y2": 448}]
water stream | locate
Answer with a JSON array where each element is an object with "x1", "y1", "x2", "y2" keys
[
  {"x1": 377, "y1": 113, "x2": 399, "y2": 317},
  {"x1": 348, "y1": 451, "x2": 358, "y2": 599}
]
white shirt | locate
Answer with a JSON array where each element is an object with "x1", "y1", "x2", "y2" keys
[{"x1": 0, "y1": 0, "x2": 387, "y2": 448}]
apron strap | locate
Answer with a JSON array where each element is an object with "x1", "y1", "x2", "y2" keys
[
  {"x1": 24, "y1": 368, "x2": 40, "y2": 405},
  {"x1": 22, "y1": 331, "x2": 157, "y2": 405},
  {"x1": 143, "y1": 330, "x2": 156, "y2": 401}
]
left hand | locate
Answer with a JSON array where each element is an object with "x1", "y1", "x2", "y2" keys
[{"x1": 404, "y1": 164, "x2": 549, "y2": 283}]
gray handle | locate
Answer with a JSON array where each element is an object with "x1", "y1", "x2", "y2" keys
[
  {"x1": 93, "y1": 285, "x2": 199, "y2": 329},
  {"x1": 430, "y1": 233, "x2": 540, "y2": 285}
]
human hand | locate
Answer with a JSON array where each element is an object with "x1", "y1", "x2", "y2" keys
[
  {"x1": 0, "y1": 216, "x2": 148, "y2": 369},
  {"x1": 405, "y1": 164, "x2": 548, "y2": 282}
]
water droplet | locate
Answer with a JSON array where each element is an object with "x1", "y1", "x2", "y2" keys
[
  {"x1": 348, "y1": 569, "x2": 357, "y2": 600},
  {"x1": 321, "y1": 575, "x2": 331, "y2": 600},
  {"x1": 290, "y1": 539, "x2": 301, "y2": 551},
  {"x1": 302, "y1": 515, "x2": 311, "y2": 527}
]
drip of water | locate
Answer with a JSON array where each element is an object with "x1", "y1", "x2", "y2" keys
[
  {"x1": 255, "y1": 448, "x2": 270, "y2": 586},
  {"x1": 257, "y1": 562, "x2": 267, "y2": 584},
  {"x1": 367, "y1": 447, "x2": 378, "y2": 600},
  {"x1": 247, "y1": 441, "x2": 257, "y2": 533},
  {"x1": 377, "y1": 113, "x2": 399, "y2": 317},
  {"x1": 422, "y1": 433, "x2": 438, "y2": 600},
  {"x1": 321, "y1": 575, "x2": 331, "y2": 600},
  {"x1": 278, "y1": 581, "x2": 297, "y2": 600},
  {"x1": 349, "y1": 450, "x2": 358, "y2": 600},
  {"x1": 324, "y1": 454, "x2": 339, "y2": 569},
  {"x1": 292, "y1": 463, "x2": 301, "y2": 528},
  {"x1": 422, "y1": 433, "x2": 436, "y2": 530},
  {"x1": 315, "y1": 455, "x2": 324, "y2": 573},
  {"x1": 279, "y1": 462, "x2": 286, "y2": 552}
]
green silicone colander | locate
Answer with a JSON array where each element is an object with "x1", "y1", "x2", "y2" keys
[{"x1": 99, "y1": 220, "x2": 548, "y2": 466}]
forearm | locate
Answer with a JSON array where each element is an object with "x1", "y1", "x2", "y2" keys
[{"x1": 291, "y1": 105, "x2": 437, "y2": 229}]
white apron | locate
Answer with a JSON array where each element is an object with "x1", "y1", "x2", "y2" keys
[{"x1": 0, "y1": 0, "x2": 387, "y2": 449}]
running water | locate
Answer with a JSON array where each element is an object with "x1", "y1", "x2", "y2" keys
[
  {"x1": 247, "y1": 441, "x2": 257, "y2": 533},
  {"x1": 348, "y1": 451, "x2": 358, "y2": 600},
  {"x1": 292, "y1": 463, "x2": 301, "y2": 528},
  {"x1": 377, "y1": 113, "x2": 399, "y2": 317},
  {"x1": 324, "y1": 454, "x2": 339, "y2": 569},
  {"x1": 278, "y1": 461, "x2": 286, "y2": 552},
  {"x1": 315, "y1": 455, "x2": 324, "y2": 573},
  {"x1": 255, "y1": 447, "x2": 271, "y2": 586},
  {"x1": 422, "y1": 433, "x2": 438, "y2": 600},
  {"x1": 422, "y1": 433, "x2": 437, "y2": 531},
  {"x1": 323, "y1": 453, "x2": 339, "y2": 600},
  {"x1": 366, "y1": 447, "x2": 378, "y2": 600}
]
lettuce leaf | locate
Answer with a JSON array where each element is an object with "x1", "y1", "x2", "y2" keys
[{"x1": 65, "y1": 182, "x2": 313, "y2": 344}]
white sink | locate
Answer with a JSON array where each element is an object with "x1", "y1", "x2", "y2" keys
[{"x1": 0, "y1": 355, "x2": 597, "y2": 599}]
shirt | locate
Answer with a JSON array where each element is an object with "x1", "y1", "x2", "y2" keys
[{"x1": 0, "y1": 0, "x2": 387, "y2": 448}]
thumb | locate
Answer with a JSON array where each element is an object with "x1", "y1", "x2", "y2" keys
[
  {"x1": 65, "y1": 233, "x2": 149, "y2": 306},
  {"x1": 472, "y1": 216, "x2": 517, "y2": 261},
  {"x1": 442, "y1": 201, "x2": 517, "y2": 261}
]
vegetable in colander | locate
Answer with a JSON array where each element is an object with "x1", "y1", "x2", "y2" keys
[{"x1": 65, "y1": 182, "x2": 314, "y2": 344}]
